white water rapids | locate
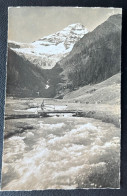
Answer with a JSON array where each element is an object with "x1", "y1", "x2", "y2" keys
[{"x1": 2, "y1": 115, "x2": 120, "y2": 190}]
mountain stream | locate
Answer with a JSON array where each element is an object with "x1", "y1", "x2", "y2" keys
[{"x1": 2, "y1": 108, "x2": 120, "y2": 190}]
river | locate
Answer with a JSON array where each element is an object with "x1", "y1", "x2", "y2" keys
[{"x1": 2, "y1": 111, "x2": 120, "y2": 190}]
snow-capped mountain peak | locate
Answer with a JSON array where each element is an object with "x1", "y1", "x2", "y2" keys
[
  {"x1": 33, "y1": 23, "x2": 88, "y2": 50},
  {"x1": 9, "y1": 23, "x2": 88, "y2": 69}
]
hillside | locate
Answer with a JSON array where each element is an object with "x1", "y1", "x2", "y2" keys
[
  {"x1": 55, "y1": 14, "x2": 121, "y2": 96},
  {"x1": 64, "y1": 73, "x2": 120, "y2": 105}
]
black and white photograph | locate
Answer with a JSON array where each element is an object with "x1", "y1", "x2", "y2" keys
[{"x1": 1, "y1": 7, "x2": 122, "y2": 190}]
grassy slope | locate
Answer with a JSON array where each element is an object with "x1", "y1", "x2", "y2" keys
[
  {"x1": 64, "y1": 73, "x2": 120, "y2": 104},
  {"x1": 63, "y1": 73, "x2": 120, "y2": 127}
]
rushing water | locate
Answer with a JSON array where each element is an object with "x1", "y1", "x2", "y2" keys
[{"x1": 2, "y1": 114, "x2": 120, "y2": 190}]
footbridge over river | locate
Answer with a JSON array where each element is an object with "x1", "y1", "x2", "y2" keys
[{"x1": 5, "y1": 110, "x2": 83, "y2": 120}]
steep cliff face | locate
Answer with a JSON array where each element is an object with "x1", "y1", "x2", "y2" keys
[{"x1": 55, "y1": 14, "x2": 121, "y2": 96}]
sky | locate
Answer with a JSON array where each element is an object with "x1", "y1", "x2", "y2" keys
[{"x1": 8, "y1": 7, "x2": 122, "y2": 43}]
